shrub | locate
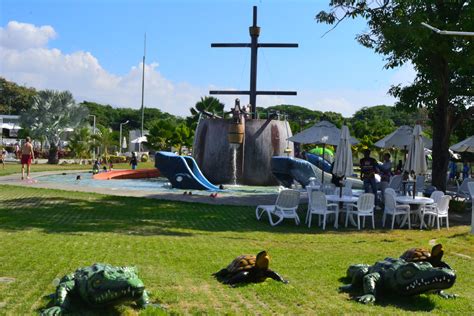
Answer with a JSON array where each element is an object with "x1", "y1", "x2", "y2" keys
[
  {"x1": 141, "y1": 153, "x2": 149, "y2": 162},
  {"x1": 108, "y1": 155, "x2": 127, "y2": 163}
]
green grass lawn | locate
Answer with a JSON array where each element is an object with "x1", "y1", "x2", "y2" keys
[
  {"x1": 0, "y1": 161, "x2": 156, "y2": 177},
  {"x1": 0, "y1": 185, "x2": 473, "y2": 315}
]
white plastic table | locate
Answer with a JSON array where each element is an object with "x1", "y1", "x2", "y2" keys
[
  {"x1": 326, "y1": 195, "x2": 359, "y2": 227},
  {"x1": 396, "y1": 196, "x2": 434, "y2": 229}
]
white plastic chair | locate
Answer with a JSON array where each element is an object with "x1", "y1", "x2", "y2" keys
[
  {"x1": 388, "y1": 175, "x2": 402, "y2": 192},
  {"x1": 306, "y1": 191, "x2": 339, "y2": 229},
  {"x1": 422, "y1": 195, "x2": 451, "y2": 230},
  {"x1": 422, "y1": 190, "x2": 444, "y2": 212},
  {"x1": 454, "y1": 178, "x2": 474, "y2": 202},
  {"x1": 345, "y1": 193, "x2": 375, "y2": 230},
  {"x1": 382, "y1": 191, "x2": 411, "y2": 229},
  {"x1": 256, "y1": 189, "x2": 301, "y2": 226}
]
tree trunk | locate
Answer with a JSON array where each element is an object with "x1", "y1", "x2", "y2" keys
[
  {"x1": 431, "y1": 60, "x2": 452, "y2": 192},
  {"x1": 48, "y1": 144, "x2": 59, "y2": 164}
]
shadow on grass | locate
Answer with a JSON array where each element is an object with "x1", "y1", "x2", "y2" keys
[{"x1": 0, "y1": 192, "x2": 469, "y2": 236}]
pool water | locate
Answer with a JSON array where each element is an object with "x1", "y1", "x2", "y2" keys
[{"x1": 36, "y1": 172, "x2": 280, "y2": 196}]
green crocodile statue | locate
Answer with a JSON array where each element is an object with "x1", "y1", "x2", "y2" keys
[
  {"x1": 340, "y1": 257, "x2": 457, "y2": 304},
  {"x1": 41, "y1": 263, "x2": 152, "y2": 315}
]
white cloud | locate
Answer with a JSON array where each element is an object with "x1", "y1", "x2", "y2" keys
[
  {"x1": 0, "y1": 20, "x2": 402, "y2": 119},
  {"x1": 0, "y1": 21, "x2": 56, "y2": 50}
]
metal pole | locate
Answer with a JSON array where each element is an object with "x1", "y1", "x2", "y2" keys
[
  {"x1": 119, "y1": 124, "x2": 123, "y2": 155},
  {"x1": 140, "y1": 33, "x2": 146, "y2": 152},
  {"x1": 89, "y1": 115, "x2": 96, "y2": 161},
  {"x1": 249, "y1": 6, "x2": 260, "y2": 119}
]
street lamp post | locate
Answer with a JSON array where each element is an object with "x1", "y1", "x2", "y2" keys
[
  {"x1": 119, "y1": 120, "x2": 130, "y2": 155},
  {"x1": 89, "y1": 115, "x2": 96, "y2": 161}
]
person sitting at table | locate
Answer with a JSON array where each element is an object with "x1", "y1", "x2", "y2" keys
[{"x1": 360, "y1": 149, "x2": 379, "y2": 204}]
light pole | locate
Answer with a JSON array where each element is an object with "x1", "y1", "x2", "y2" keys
[
  {"x1": 119, "y1": 120, "x2": 129, "y2": 155},
  {"x1": 89, "y1": 115, "x2": 96, "y2": 161}
]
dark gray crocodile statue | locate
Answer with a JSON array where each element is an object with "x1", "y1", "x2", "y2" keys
[
  {"x1": 340, "y1": 257, "x2": 457, "y2": 304},
  {"x1": 41, "y1": 263, "x2": 152, "y2": 315}
]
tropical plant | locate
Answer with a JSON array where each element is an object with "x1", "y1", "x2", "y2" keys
[
  {"x1": 172, "y1": 123, "x2": 193, "y2": 154},
  {"x1": 20, "y1": 90, "x2": 88, "y2": 164},
  {"x1": 91, "y1": 125, "x2": 116, "y2": 163},
  {"x1": 67, "y1": 127, "x2": 92, "y2": 162},
  {"x1": 316, "y1": 0, "x2": 474, "y2": 191},
  {"x1": 189, "y1": 96, "x2": 225, "y2": 127}
]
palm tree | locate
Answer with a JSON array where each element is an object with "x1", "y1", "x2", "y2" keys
[
  {"x1": 91, "y1": 125, "x2": 116, "y2": 163},
  {"x1": 20, "y1": 90, "x2": 88, "y2": 164},
  {"x1": 67, "y1": 127, "x2": 92, "y2": 163},
  {"x1": 189, "y1": 96, "x2": 225, "y2": 127}
]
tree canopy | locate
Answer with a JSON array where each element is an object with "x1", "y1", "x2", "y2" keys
[
  {"x1": 316, "y1": 0, "x2": 473, "y2": 190},
  {"x1": 20, "y1": 90, "x2": 88, "y2": 163}
]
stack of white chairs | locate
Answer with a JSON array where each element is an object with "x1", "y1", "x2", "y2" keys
[
  {"x1": 422, "y1": 195, "x2": 451, "y2": 230},
  {"x1": 306, "y1": 191, "x2": 339, "y2": 230},
  {"x1": 256, "y1": 189, "x2": 301, "y2": 226},
  {"x1": 345, "y1": 193, "x2": 375, "y2": 230},
  {"x1": 382, "y1": 189, "x2": 411, "y2": 229}
]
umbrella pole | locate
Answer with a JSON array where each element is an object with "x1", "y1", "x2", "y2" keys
[
  {"x1": 321, "y1": 143, "x2": 325, "y2": 184},
  {"x1": 413, "y1": 175, "x2": 416, "y2": 199}
]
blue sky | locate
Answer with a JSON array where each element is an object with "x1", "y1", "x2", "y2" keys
[{"x1": 0, "y1": 0, "x2": 415, "y2": 117}]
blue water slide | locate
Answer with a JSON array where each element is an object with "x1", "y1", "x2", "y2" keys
[
  {"x1": 271, "y1": 156, "x2": 327, "y2": 188},
  {"x1": 305, "y1": 153, "x2": 332, "y2": 173},
  {"x1": 155, "y1": 151, "x2": 221, "y2": 191}
]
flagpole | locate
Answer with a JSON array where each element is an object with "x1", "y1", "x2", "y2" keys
[{"x1": 140, "y1": 33, "x2": 146, "y2": 152}]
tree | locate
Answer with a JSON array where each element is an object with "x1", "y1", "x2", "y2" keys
[
  {"x1": 189, "y1": 96, "x2": 225, "y2": 127},
  {"x1": 0, "y1": 77, "x2": 36, "y2": 114},
  {"x1": 316, "y1": 1, "x2": 474, "y2": 191},
  {"x1": 20, "y1": 90, "x2": 88, "y2": 164},
  {"x1": 145, "y1": 119, "x2": 175, "y2": 151},
  {"x1": 172, "y1": 123, "x2": 193, "y2": 154},
  {"x1": 91, "y1": 125, "x2": 116, "y2": 163},
  {"x1": 67, "y1": 127, "x2": 92, "y2": 162}
]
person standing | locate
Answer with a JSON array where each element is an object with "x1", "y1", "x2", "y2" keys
[
  {"x1": 21, "y1": 137, "x2": 35, "y2": 180},
  {"x1": 360, "y1": 149, "x2": 379, "y2": 200},
  {"x1": 0, "y1": 147, "x2": 5, "y2": 169},
  {"x1": 379, "y1": 153, "x2": 392, "y2": 183},
  {"x1": 462, "y1": 160, "x2": 470, "y2": 180}
]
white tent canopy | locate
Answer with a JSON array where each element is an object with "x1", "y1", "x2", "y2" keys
[
  {"x1": 374, "y1": 125, "x2": 432, "y2": 149},
  {"x1": 287, "y1": 120, "x2": 359, "y2": 145},
  {"x1": 0, "y1": 123, "x2": 21, "y2": 130},
  {"x1": 131, "y1": 136, "x2": 147, "y2": 144},
  {"x1": 450, "y1": 135, "x2": 474, "y2": 153}
]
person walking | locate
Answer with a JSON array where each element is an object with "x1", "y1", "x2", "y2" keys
[
  {"x1": 360, "y1": 149, "x2": 379, "y2": 202},
  {"x1": 130, "y1": 152, "x2": 138, "y2": 170},
  {"x1": 21, "y1": 137, "x2": 35, "y2": 180}
]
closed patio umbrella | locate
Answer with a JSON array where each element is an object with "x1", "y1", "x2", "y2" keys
[
  {"x1": 333, "y1": 125, "x2": 354, "y2": 197},
  {"x1": 404, "y1": 125, "x2": 428, "y2": 198},
  {"x1": 122, "y1": 137, "x2": 127, "y2": 149}
]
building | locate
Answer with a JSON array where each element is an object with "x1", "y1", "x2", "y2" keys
[{"x1": 0, "y1": 115, "x2": 21, "y2": 146}]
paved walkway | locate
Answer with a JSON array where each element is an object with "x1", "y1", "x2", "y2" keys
[{"x1": 0, "y1": 171, "x2": 303, "y2": 206}]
